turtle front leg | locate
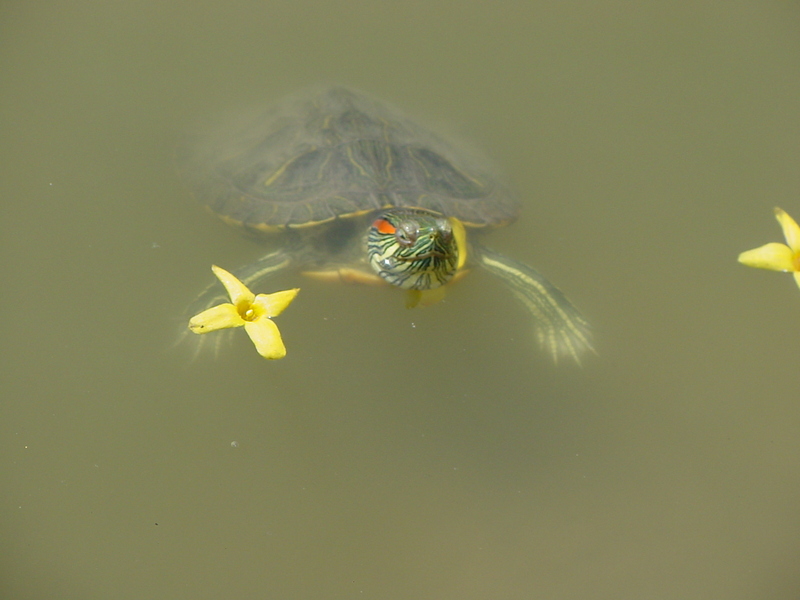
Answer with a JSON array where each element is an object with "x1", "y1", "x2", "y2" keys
[
  {"x1": 300, "y1": 267, "x2": 385, "y2": 285},
  {"x1": 473, "y1": 244, "x2": 593, "y2": 363}
]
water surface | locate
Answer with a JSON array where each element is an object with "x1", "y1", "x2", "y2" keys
[{"x1": 2, "y1": 2, "x2": 799, "y2": 598}]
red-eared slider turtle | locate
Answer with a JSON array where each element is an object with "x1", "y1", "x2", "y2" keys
[{"x1": 180, "y1": 86, "x2": 591, "y2": 361}]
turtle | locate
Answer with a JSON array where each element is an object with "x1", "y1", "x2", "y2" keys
[{"x1": 179, "y1": 86, "x2": 592, "y2": 361}]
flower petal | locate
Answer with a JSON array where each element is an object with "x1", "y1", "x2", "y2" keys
[
  {"x1": 252, "y1": 288, "x2": 300, "y2": 318},
  {"x1": 211, "y1": 265, "x2": 255, "y2": 308},
  {"x1": 775, "y1": 207, "x2": 800, "y2": 253},
  {"x1": 244, "y1": 319, "x2": 287, "y2": 359},
  {"x1": 188, "y1": 303, "x2": 244, "y2": 333},
  {"x1": 794, "y1": 271, "x2": 800, "y2": 290},
  {"x1": 738, "y1": 243, "x2": 795, "y2": 272}
]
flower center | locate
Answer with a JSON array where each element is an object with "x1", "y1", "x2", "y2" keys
[
  {"x1": 240, "y1": 304, "x2": 258, "y2": 322},
  {"x1": 793, "y1": 251, "x2": 800, "y2": 272}
]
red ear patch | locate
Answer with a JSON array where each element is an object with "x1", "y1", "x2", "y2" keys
[{"x1": 372, "y1": 218, "x2": 396, "y2": 235}]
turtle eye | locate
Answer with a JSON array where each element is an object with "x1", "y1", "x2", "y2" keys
[
  {"x1": 395, "y1": 222, "x2": 418, "y2": 248},
  {"x1": 436, "y1": 219, "x2": 453, "y2": 243}
]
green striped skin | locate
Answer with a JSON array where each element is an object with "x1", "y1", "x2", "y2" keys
[{"x1": 367, "y1": 208, "x2": 460, "y2": 290}]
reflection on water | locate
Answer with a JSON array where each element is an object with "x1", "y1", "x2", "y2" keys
[{"x1": 2, "y1": 2, "x2": 800, "y2": 598}]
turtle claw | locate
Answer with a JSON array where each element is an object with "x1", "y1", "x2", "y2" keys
[
  {"x1": 173, "y1": 277, "x2": 236, "y2": 360},
  {"x1": 174, "y1": 315, "x2": 236, "y2": 361}
]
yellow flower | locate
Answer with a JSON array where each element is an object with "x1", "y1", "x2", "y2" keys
[
  {"x1": 738, "y1": 207, "x2": 800, "y2": 290},
  {"x1": 188, "y1": 265, "x2": 300, "y2": 359}
]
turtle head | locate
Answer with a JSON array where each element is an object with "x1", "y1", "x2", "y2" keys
[{"x1": 367, "y1": 208, "x2": 467, "y2": 290}]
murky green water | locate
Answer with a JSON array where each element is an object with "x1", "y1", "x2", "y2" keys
[{"x1": 2, "y1": 2, "x2": 799, "y2": 598}]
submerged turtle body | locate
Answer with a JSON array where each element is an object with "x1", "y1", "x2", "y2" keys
[
  {"x1": 181, "y1": 86, "x2": 517, "y2": 231},
  {"x1": 181, "y1": 86, "x2": 591, "y2": 361}
]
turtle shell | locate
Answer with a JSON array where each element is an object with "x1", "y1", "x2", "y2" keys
[{"x1": 180, "y1": 86, "x2": 519, "y2": 231}]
